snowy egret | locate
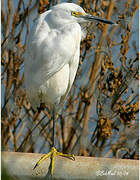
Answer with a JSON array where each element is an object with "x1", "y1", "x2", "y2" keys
[{"x1": 24, "y1": 2, "x2": 116, "y2": 175}]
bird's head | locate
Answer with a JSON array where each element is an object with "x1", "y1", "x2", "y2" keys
[{"x1": 48, "y1": 3, "x2": 117, "y2": 27}]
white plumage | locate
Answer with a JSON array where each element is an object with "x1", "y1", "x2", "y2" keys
[
  {"x1": 24, "y1": 3, "x2": 85, "y2": 110},
  {"x1": 24, "y1": 3, "x2": 115, "y2": 111}
]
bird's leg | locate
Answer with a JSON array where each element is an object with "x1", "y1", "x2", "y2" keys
[
  {"x1": 52, "y1": 107, "x2": 56, "y2": 147},
  {"x1": 33, "y1": 107, "x2": 75, "y2": 175}
]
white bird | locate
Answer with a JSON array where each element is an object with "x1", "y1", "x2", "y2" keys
[{"x1": 24, "y1": 2, "x2": 116, "y2": 175}]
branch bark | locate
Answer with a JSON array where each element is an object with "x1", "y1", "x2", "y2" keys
[{"x1": 2, "y1": 151, "x2": 139, "y2": 180}]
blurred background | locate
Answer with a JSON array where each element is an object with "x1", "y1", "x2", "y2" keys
[{"x1": 1, "y1": 0, "x2": 139, "y2": 162}]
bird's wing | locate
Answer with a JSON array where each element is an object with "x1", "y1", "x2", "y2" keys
[
  {"x1": 60, "y1": 44, "x2": 80, "y2": 105},
  {"x1": 24, "y1": 17, "x2": 81, "y2": 90}
]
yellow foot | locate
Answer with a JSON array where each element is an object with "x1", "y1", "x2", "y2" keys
[{"x1": 33, "y1": 147, "x2": 75, "y2": 175}]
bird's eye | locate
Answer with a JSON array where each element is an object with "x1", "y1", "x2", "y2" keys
[{"x1": 71, "y1": 11, "x2": 79, "y2": 17}]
